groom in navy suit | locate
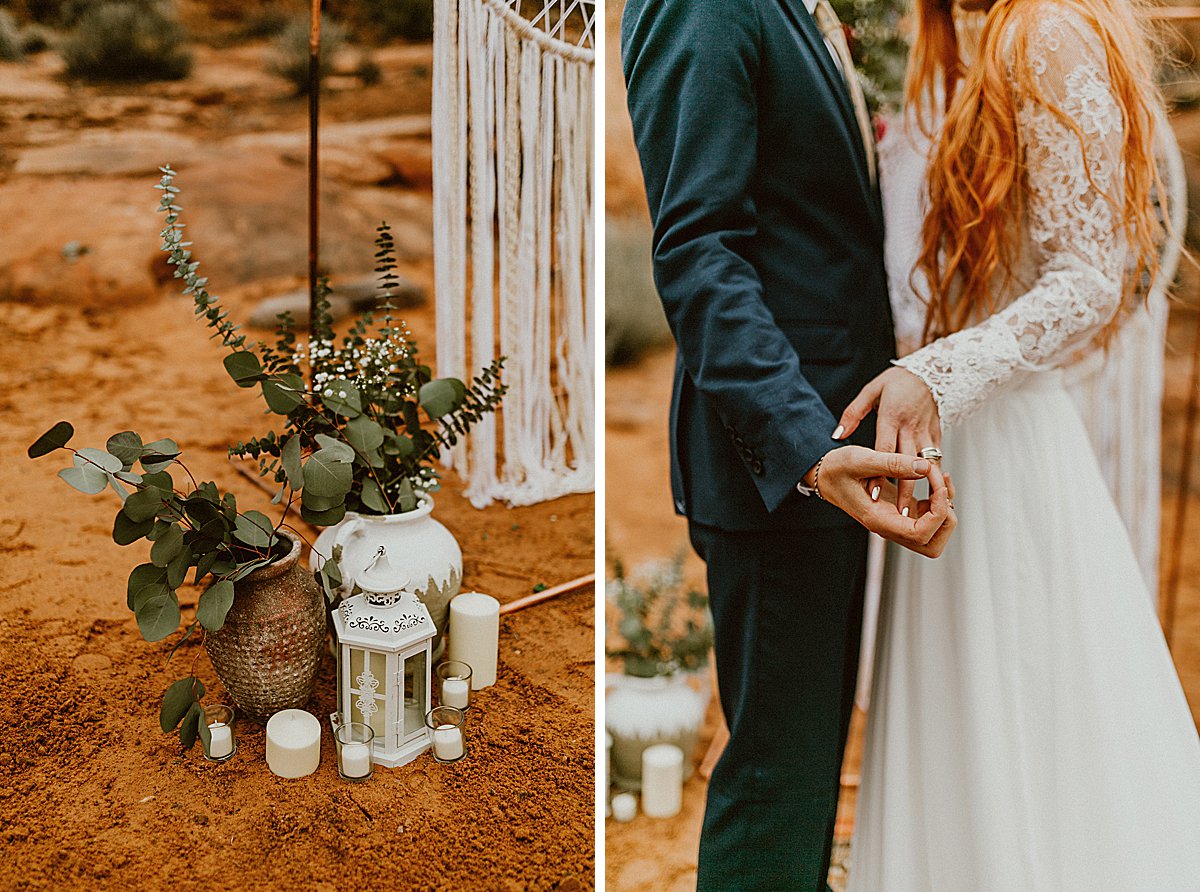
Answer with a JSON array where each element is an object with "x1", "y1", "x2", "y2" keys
[{"x1": 622, "y1": 0, "x2": 956, "y2": 888}]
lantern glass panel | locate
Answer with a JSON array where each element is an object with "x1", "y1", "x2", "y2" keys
[
  {"x1": 402, "y1": 650, "x2": 427, "y2": 739},
  {"x1": 348, "y1": 647, "x2": 388, "y2": 738}
]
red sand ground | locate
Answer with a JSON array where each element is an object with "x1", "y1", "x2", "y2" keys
[{"x1": 0, "y1": 21, "x2": 595, "y2": 892}]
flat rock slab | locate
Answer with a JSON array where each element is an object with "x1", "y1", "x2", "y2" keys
[
  {"x1": 247, "y1": 274, "x2": 426, "y2": 328},
  {"x1": 14, "y1": 130, "x2": 201, "y2": 177}
]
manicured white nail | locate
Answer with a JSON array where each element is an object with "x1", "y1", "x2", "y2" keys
[
  {"x1": 902, "y1": 506, "x2": 910, "y2": 517},
  {"x1": 871, "y1": 485, "x2": 880, "y2": 501},
  {"x1": 832, "y1": 425, "x2": 845, "y2": 440}
]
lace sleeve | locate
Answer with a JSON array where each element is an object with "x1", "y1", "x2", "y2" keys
[{"x1": 895, "y1": 5, "x2": 1127, "y2": 427}]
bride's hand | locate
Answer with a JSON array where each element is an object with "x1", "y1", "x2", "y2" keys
[
  {"x1": 816, "y1": 446, "x2": 956, "y2": 558},
  {"x1": 834, "y1": 367, "x2": 942, "y2": 516}
]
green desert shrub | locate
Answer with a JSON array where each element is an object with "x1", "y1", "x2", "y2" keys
[
  {"x1": 60, "y1": 1, "x2": 193, "y2": 81},
  {"x1": 266, "y1": 13, "x2": 348, "y2": 94},
  {"x1": 365, "y1": 0, "x2": 433, "y2": 42},
  {"x1": 0, "y1": 10, "x2": 25, "y2": 62},
  {"x1": 605, "y1": 217, "x2": 671, "y2": 367}
]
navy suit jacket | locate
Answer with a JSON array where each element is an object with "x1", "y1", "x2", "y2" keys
[{"x1": 622, "y1": 0, "x2": 897, "y2": 531}]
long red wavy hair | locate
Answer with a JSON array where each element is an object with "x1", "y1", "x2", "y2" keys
[{"x1": 908, "y1": 0, "x2": 1167, "y2": 343}]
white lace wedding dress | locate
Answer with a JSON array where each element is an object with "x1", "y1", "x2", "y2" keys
[{"x1": 849, "y1": 6, "x2": 1200, "y2": 890}]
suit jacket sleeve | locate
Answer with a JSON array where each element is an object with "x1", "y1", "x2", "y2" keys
[{"x1": 622, "y1": 0, "x2": 839, "y2": 513}]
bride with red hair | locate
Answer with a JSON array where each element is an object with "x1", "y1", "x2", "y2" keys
[{"x1": 845, "y1": 0, "x2": 1200, "y2": 887}]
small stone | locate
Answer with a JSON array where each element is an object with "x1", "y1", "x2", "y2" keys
[{"x1": 193, "y1": 814, "x2": 209, "y2": 826}]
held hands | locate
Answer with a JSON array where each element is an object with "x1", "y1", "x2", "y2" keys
[
  {"x1": 808, "y1": 446, "x2": 956, "y2": 557},
  {"x1": 835, "y1": 366, "x2": 942, "y2": 517}
]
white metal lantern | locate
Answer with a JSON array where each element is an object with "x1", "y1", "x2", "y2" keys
[{"x1": 331, "y1": 547, "x2": 435, "y2": 768}]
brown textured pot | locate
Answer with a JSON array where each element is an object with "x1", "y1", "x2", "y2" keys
[{"x1": 205, "y1": 532, "x2": 326, "y2": 723}]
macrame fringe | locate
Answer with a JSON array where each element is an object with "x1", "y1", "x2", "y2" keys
[{"x1": 433, "y1": 0, "x2": 595, "y2": 508}]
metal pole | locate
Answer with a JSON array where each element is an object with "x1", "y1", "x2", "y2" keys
[{"x1": 308, "y1": 0, "x2": 321, "y2": 389}]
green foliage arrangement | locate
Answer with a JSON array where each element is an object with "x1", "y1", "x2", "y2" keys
[
  {"x1": 0, "y1": 10, "x2": 26, "y2": 61},
  {"x1": 355, "y1": 0, "x2": 433, "y2": 43},
  {"x1": 266, "y1": 13, "x2": 348, "y2": 94},
  {"x1": 156, "y1": 164, "x2": 505, "y2": 536},
  {"x1": 607, "y1": 556, "x2": 713, "y2": 679},
  {"x1": 26, "y1": 421, "x2": 323, "y2": 750},
  {"x1": 60, "y1": 0, "x2": 193, "y2": 82},
  {"x1": 829, "y1": 0, "x2": 911, "y2": 114}
]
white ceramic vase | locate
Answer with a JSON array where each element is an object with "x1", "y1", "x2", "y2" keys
[
  {"x1": 312, "y1": 496, "x2": 462, "y2": 657},
  {"x1": 605, "y1": 672, "x2": 706, "y2": 790}
]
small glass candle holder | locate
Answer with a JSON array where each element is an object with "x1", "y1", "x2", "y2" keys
[
  {"x1": 436, "y1": 661, "x2": 473, "y2": 711},
  {"x1": 202, "y1": 704, "x2": 237, "y2": 764},
  {"x1": 335, "y1": 722, "x2": 375, "y2": 782},
  {"x1": 425, "y1": 706, "x2": 467, "y2": 764}
]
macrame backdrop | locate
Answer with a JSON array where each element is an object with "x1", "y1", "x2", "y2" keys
[{"x1": 432, "y1": 0, "x2": 596, "y2": 508}]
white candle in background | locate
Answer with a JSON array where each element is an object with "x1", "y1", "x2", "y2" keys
[
  {"x1": 641, "y1": 744, "x2": 684, "y2": 819},
  {"x1": 432, "y1": 723, "x2": 464, "y2": 761},
  {"x1": 206, "y1": 721, "x2": 234, "y2": 759},
  {"x1": 340, "y1": 741, "x2": 371, "y2": 778},
  {"x1": 442, "y1": 676, "x2": 470, "y2": 709},
  {"x1": 611, "y1": 792, "x2": 637, "y2": 823},
  {"x1": 265, "y1": 709, "x2": 322, "y2": 779},
  {"x1": 448, "y1": 592, "x2": 500, "y2": 689}
]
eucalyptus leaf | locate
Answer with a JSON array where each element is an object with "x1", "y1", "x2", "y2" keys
[
  {"x1": 301, "y1": 501, "x2": 347, "y2": 527},
  {"x1": 303, "y1": 446, "x2": 353, "y2": 499},
  {"x1": 262, "y1": 373, "x2": 306, "y2": 414},
  {"x1": 396, "y1": 478, "x2": 418, "y2": 513},
  {"x1": 28, "y1": 421, "x2": 74, "y2": 458},
  {"x1": 360, "y1": 477, "x2": 389, "y2": 514},
  {"x1": 106, "y1": 431, "x2": 144, "y2": 468},
  {"x1": 150, "y1": 525, "x2": 184, "y2": 567},
  {"x1": 135, "y1": 589, "x2": 181, "y2": 642},
  {"x1": 127, "y1": 563, "x2": 168, "y2": 610},
  {"x1": 419, "y1": 378, "x2": 466, "y2": 418},
  {"x1": 108, "y1": 476, "x2": 130, "y2": 501},
  {"x1": 223, "y1": 351, "x2": 263, "y2": 388},
  {"x1": 160, "y1": 676, "x2": 197, "y2": 732},
  {"x1": 344, "y1": 415, "x2": 385, "y2": 456},
  {"x1": 58, "y1": 462, "x2": 108, "y2": 495},
  {"x1": 141, "y1": 470, "x2": 174, "y2": 493},
  {"x1": 197, "y1": 580, "x2": 235, "y2": 631},
  {"x1": 193, "y1": 549, "x2": 219, "y2": 585},
  {"x1": 166, "y1": 547, "x2": 192, "y2": 589},
  {"x1": 114, "y1": 470, "x2": 143, "y2": 484},
  {"x1": 280, "y1": 436, "x2": 303, "y2": 489},
  {"x1": 233, "y1": 511, "x2": 274, "y2": 548},
  {"x1": 314, "y1": 435, "x2": 354, "y2": 463},
  {"x1": 113, "y1": 510, "x2": 154, "y2": 546},
  {"x1": 77, "y1": 447, "x2": 123, "y2": 474},
  {"x1": 317, "y1": 378, "x2": 363, "y2": 418},
  {"x1": 232, "y1": 557, "x2": 272, "y2": 581},
  {"x1": 124, "y1": 488, "x2": 165, "y2": 522},
  {"x1": 198, "y1": 712, "x2": 212, "y2": 754},
  {"x1": 179, "y1": 701, "x2": 202, "y2": 749},
  {"x1": 140, "y1": 439, "x2": 180, "y2": 473}
]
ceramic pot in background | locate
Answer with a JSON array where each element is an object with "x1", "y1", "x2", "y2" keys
[{"x1": 605, "y1": 672, "x2": 706, "y2": 790}]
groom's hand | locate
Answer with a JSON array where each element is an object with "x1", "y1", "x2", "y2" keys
[
  {"x1": 835, "y1": 367, "x2": 941, "y2": 516},
  {"x1": 809, "y1": 445, "x2": 956, "y2": 557}
]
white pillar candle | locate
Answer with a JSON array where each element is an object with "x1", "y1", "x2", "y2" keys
[
  {"x1": 447, "y1": 592, "x2": 500, "y2": 689},
  {"x1": 432, "y1": 723, "x2": 464, "y2": 761},
  {"x1": 641, "y1": 744, "x2": 684, "y2": 819},
  {"x1": 611, "y1": 792, "x2": 637, "y2": 823},
  {"x1": 206, "y1": 722, "x2": 234, "y2": 759},
  {"x1": 442, "y1": 676, "x2": 470, "y2": 709},
  {"x1": 339, "y1": 741, "x2": 371, "y2": 779},
  {"x1": 265, "y1": 709, "x2": 322, "y2": 779}
]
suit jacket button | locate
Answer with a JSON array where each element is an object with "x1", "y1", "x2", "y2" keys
[
  {"x1": 675, "y1": 499, "x2": 686, "y2": 513},
  {"x1": 751, "y1": 460, "x2": 764, "y2": 476}
]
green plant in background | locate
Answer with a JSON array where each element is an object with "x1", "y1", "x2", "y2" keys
[
  {"x1": 156, "y1": 166, "x2": 505, "y2": 581},
  {"x1": 266, "y1": 13, "x2": 348, "y2": 94},
  {"x1": 0, "y1": 9, "x2": 26, "y2": 61},
  {"x1": 26, "y1": 421, "x2": 330, "y2": 750},
  {"x1": 327, "y1": 0, "x2": 433, "y2": 43},
  {"x1": 60, "y1": 0, "x2": 193, "y2": 81},
  {"x1": 829, "y1": 0, "x2": 911, "y2": 114},
  {"x1": 607, "y1": 555, "x2": 713, "y2": 679}
]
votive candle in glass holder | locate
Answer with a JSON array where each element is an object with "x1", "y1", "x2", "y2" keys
[
  {"x1": 335, "y1": 722, "x2": 375, "y2": 782},
  {"x1": 436, "y1": 661, "x2": 473, "y2": 711},
  {"x1": 425, "y1": 706, "x2": 466, "y2": 763},
  {"x1": 202, "y1": 704, "x2": 237, "y2": 764}
]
